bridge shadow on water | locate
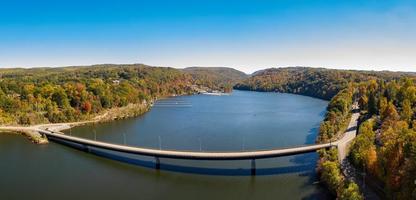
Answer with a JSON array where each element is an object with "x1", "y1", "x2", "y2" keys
[
  {"x1": 50, "y1": 124, "x2": 332, "y2": 199},
  {"x1": 94, "y1": 149, "x2": 317, "y2": 176},
  {"x1": 293, "y1": 126, "x2": 333, "y2": 200},
  {"x1": 50, "y1": 137, "x2": 318, "y2": 177}
]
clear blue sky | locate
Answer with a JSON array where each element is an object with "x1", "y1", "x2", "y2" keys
[{"x1": 1, "y1": 0, "x2": 415, "y2": 73}]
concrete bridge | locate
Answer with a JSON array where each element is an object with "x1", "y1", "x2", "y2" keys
[
  {"x1": 39, "y1": 129, "x2": 338, "y2": 160},
  {"x1": 1, "y1": 107, "x2": 359, "y2": 175}
]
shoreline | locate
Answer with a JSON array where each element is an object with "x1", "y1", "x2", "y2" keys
[
  {"x1": 0, "y1": 90, "x2": 325, "y2": 144},
  {"x1": 0, "y1": 85, "x2": 212, "y2": 143},
  {"x1": 0, "y1": 90, "x2": 346, "y2": 197},
  {"x1": 0, "y1": 102, "x2": 151, "y2": 143},
  {"x1": 0, "y1": 90, "x2": 201, "y2": 143},
  {"x1": 0, "y1": 128, "x2": 49, "y2": 144},
  {"x1": 233, "y1": 88, "x2": 334, "y2": 101}
]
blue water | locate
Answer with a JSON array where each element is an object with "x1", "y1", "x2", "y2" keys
[{"x1": 0, "y1": 90, "x2": 329, "y2": 200}]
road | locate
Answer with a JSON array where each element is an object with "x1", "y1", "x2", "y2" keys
[{"x1": 336, "y1": 109, "x2": 360, "y2": 162}]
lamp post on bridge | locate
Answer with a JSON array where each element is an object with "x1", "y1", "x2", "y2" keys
[
  {"x1": 199, "y1": 138, "x2": 202, "y2": 152},
  {"x1": 242, "y1": 136, "x2": 246, "y2": 151},
  {"x1": 158, "y1": 136, "x2": 162, "y2": 150},
  {"x1": 123, "y1": 133, "x2": 126, "y2": 145}
]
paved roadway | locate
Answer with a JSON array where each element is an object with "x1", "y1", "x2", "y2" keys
[
  {"x1": 38, "y1": 129, "x2": 336, "y2": 160},
  {"x1": 336, "y1": 106, "x2": 360, "y2": 162}
]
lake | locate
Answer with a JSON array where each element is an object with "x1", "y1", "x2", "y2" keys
[{"x1": 0, "y1": 90, "x2": 330, "y2": 200}]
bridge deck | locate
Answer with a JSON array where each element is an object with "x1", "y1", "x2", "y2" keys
[{"x1": 39, "y1": 129, "x2": 337, "y2": 160}]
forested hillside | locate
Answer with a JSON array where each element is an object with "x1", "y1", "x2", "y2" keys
[
  {"x1": 0, "y1": 64, "x2": 250, "y2": 125},
  {"x1": 183, "y1": 67, "x2": 247, "y2": 92},
  {"x1": 0, "y1": 64, "x2": 196, "y2": 125},
  {"x1": 349, "y1": 78, "x2": 416, "y2": 199},
  {"x1": 235, "y1": 67, "x2": 415, "y2": 199},
  {"x1": 235, "y1": 67, "x2": 411, "y2": 100},
  {"x1": 316, "y1": 85, "x2": 361, "y2": 199},
  {"x1": 2, "y1": 64, "x2": 416, "y2": 198}
]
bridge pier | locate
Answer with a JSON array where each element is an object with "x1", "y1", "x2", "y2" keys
[
  {"x1": 82, "y1": 144, "x2": 90, "y2": 153},
  {"x1": 251, "y1": 159, "x2": 256, "y2": 176},
  {"x1": 155, "y1": 157, "x2": 161, "y2": 170},
  {"x1": 38, "y1": 129, "x2": 348, "y2": 173}
]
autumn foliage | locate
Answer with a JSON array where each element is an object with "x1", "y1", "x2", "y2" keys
[{"x1": 351, "y1": 78, "x2": 416, "y2": 199}]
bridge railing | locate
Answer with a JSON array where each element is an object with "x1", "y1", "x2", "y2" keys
[{"x1": 39, "y1": 129, "x2": 335, "y2": 161}]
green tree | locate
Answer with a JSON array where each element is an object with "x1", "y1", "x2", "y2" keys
[
  {"x1": 321, "y1": 161, "x2": 343, "y2": 194},
  {"x1": 339, "y1": 182, "x2": 364, "y2": 200},
  {"x1": 350, "y1": 120, "x2": 377, "y2": 172},
  {"x1": 52, "y1": 87, "x2": 70, "y2": 108},
  {"x1": 368, "y1": 92, "x2": 378, "y2": 115}
]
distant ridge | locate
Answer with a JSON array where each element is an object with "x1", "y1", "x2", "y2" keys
[
  {"x1": 235, "y1": 67, "x2": 416, "y2": 100},
  {"x1": 182, "y1": 67, "x2": 248, "y2": 90}
]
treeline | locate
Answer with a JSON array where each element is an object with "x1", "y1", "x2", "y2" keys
[
  {"x1": 0, "y1": 64, "x2": 195, "y2": 125},
  {"x1": 0, "y1": 65, "x2": 249, "y2": 125},
  {"x1": 236, "y1": 67, "x2": 416, "y2": 199},
  {"x1": 235, "y1": 67, "x2": 416, "y2": 199},
  {"x1": 350, "y1": 78, "x2": 416, "y2": 199},
  {"x1": 234, "y1": 67, "x2": 410, "y2": 100},
  {"x1": 318, "y1": 86, "x2": 354, "y2": 142},
  {"x1": 183, "y1": 67, "x2": 247, "y2": 92},
  {"x1": 317, "y1": 86, "x2": 363, "y2": 199},
  {"x1": 2, "y1": 64, "x2": 416, "y2": 198}
]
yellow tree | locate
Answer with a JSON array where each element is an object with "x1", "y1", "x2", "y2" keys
[
  {"x1": 380, "y1": 121, "x2": 408, "y2": 190},
  {"x1": 382, "y1": 102, "x2": 400, "y2": 125},
  {"x1": 379, "y1": 97, "x2": 388, "y2": 118},
  {"x1": 401, "y1": 99, "x2": 413, "y2": 124}
]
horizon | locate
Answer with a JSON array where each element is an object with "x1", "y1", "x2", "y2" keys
[
  {"x1": 1, "y1": 0, "x2": 416, "y2": 74},
  {"x1": 1, "y1": 63, "x2": 416, "y2": 75}
]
